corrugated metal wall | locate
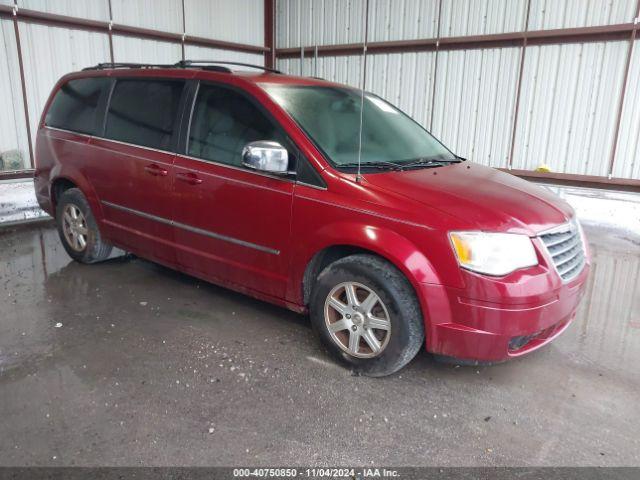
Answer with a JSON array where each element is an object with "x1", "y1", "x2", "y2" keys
[
  {"x1": 512, "y1": 41, "x2": 629, "y2": 176},
  {"x1": 527, "y1": 0, "x2": 637, "y2": 30},
  {"x1": 0, "y1": 19, "x2": 30, "y2": 172},
  {"x1": 613, "y1": 40, "x2": 640, "y2": 179},
  {"x1": 276, "y1": 0, "x2": 366, "y2": 48},
  {"x1": 440, "y1": 0, "x2": 528, "y2": 36},
  {"x1": 185, "y1": 44, "x2": 264, "y2": 66},
  {"x1": 3, "y1": 0, "x2": 639, "y2": 182},
  {"x1": 19, "y1": 0, "x2": 110, "y2": 21},
  {"x1": 112, "y1": 37, "x2": 182, "y2": 64},
  {"x1": 432, "y1": 47, "x2": 520, "y2": 168},
  {"x1": 0, "y1": 0, "x2": 266, "y2": 173},
  {"x1": 111, "y1": 0, "x2": 184, "y2": 33},
  {"x1": 276, "y1": 0, "x2": 640, "y2": 181},
  {"x1": 367, "y1": 52, "x2": 436, "y2": 129},
  {"x1": 185, "y1": 0, "x2": 264, "y2": 46},
  {"x1": 18, "y1": 22, "x2": 111, "y2": 148},
  {"x1": 368, "y1": 0, "x2": 439, "y2": 41}
]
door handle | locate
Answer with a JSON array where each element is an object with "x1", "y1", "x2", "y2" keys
[
  {"x1": 144, "y1": 164, "x2": 168, "y2": 176},
  {"x1": 176, "y1": 172, "x2": 203, "y2": 185}
]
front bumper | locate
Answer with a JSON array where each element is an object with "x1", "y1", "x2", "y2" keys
[{"x1": 419, "y1": 262, "x2": 590, "y2": 362}]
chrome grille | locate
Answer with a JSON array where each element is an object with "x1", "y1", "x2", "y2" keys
[{"x1": 539, "y1": 220, "x2": 586, "y2": 282}]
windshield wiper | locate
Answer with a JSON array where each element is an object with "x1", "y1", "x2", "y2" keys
[
  {"x1": 339, "y1": 161, "x2": 404, "y2": 171},
  {"x1": 401, "y1": 157, "x2": 461, "y2": 169},
  {"x1": 339, "y1": 157, "x2": 460, "y2": 172}
]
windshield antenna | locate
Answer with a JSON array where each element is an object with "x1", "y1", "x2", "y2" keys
[{"x1": 355, "y1": 0, "x2": 370, "y2": 183}]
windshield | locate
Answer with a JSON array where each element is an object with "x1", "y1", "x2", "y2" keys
[{"x1": 263, "y1": 85, "x2": 456, "y2": 169}]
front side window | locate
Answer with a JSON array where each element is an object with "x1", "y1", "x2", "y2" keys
[
  {"x1": 188, "y1": 84, "x2": 283, "y2": 167},
  {"x1": 264, "y1": 85, "x2": 456, "y2": 170},
  {"x1": 105, "y1": 79, "x2": 184, "y2": 151},
  {"x1": 45, "y1": 77, "x2": 109, "y2": 135}
]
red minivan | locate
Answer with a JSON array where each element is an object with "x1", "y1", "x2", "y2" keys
[{"x1": 34, "y1": 61, "x2": 590, "y2": 376}]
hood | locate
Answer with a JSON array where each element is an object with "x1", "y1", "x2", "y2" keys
[{"x1": 362, "y1": 162, "x2": 574, "y2": 235}]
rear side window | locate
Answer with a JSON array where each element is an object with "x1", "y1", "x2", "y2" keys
[
  {"x1": 105, "y1": 79, "x2": 184, "y2": 151},
  {"x1": 45, "y1": 77, "x2": 109, "y2": 135},
  {"x1": 188, "y1": 84, "x2": 283, "y2": 167}
]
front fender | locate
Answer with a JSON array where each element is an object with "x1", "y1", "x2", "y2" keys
[{"x1": 288, "y1": 220, "x2": 443, "y2": 308}]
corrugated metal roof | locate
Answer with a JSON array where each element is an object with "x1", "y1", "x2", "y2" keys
[
  {"x1": 18, "y1": 0, "x2": 110, "y2": 22},
  {"x1": 0, "y1": 19, "x2": 30, "y2": 171},
  {"x1": 112, "y1": 36, "x2": 182, "y2": 64},
  {"x1": 440, "y1": 0, "x2": 528, "y2": 37},
  {"x1": 432, "y1": 47, "x2": 521, "y2": 167},
  {"x1": 512, "y1": 41, "x2": 629, "y2": 176},
  {"x1": 18, "y1": 22, "x2": 110, "y2": 147},
  {"x1": 111, "y1": 0, "x2": 183, "y2": 33},
  {"x1": 613, "y1": 39, "x2": 640, "y2": 179},
  {"x1": 185, "y1": 0, "x2": 264, "y2": 46},
  {"x1": 527, "y1": 0, "x2": 637, "y2": 30}
]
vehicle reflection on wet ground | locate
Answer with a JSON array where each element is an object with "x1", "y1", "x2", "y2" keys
[{"x1": 0, "y1": 189, "x2": 639, "y2": 466}]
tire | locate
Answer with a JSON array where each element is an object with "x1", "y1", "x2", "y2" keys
[
  {"x1": 56, "y1": 188, "x2": 112, "y2": 264},
  {"x1": 309, "y1": 254, "x2": 424, "y2": 377}
]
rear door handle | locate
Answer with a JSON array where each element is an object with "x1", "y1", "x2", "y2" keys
[
  {"x1": 144, "y1": 164, "x2": 168, "y2": 176},
  {"x1": 176, "y1": 172, "x2": 203, "y2": 185}
]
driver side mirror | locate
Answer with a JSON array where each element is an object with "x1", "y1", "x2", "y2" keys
[{"x1": 242, "y1": 141, "x2": 289, "y2": 174}]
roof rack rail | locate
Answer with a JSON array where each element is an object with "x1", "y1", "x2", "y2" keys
[
  {"x1": 82, "y1": 62, "x2": 175, "y2": 71},
  {"x1": 82, "y1": 60, "x2": 281, "y2": 74},
  {"x1": 175, "y1": 62, "x2": 233, "y2": 73},
  {"x1": 175, "y1": 60, "x2": 281, "y2": 74}
]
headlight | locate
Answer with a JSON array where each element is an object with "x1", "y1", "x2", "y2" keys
[{"x1": 449, "y1": 231, "x2": 538, "y2": 276}]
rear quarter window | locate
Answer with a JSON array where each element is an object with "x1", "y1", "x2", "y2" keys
[{"x1": 45, "y1": 77, "x2": 109, "y2": 135}]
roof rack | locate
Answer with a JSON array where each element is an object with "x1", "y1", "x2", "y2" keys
[
  {"x1": 82, "y1": 60, "x2": 281, "y2": 74},
  {"x1": 175, "y1": 60, "x2": 281, "y2": 74},
  {"x1": 82, "y1": 62, "x2": 175, "y2": 71}
]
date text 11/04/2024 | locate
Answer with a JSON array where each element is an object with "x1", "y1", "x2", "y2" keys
[{"x1": 232, "y1": 468, "x2": 400, "y2": 478}]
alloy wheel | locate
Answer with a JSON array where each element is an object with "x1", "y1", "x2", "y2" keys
[
  {"x1": 62, "y1": 203, "x2": 88, "y2": 252},
  {"x1": 323, "y1": 281, "x2": 391, "y2": 358}
]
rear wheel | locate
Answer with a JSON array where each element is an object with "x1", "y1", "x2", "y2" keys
[
  {"x1": 310, "y1": 254, "x2": 424, "y2": 377},
  {"x1": 56, "y1": 188, "x2": 112, "y2": 263}
]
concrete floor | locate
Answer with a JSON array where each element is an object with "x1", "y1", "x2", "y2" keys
[{"x1": 0, "y1": 209, "x2": 639, "y2": 466}]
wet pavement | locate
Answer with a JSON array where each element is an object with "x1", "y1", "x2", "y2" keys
[{"x1": 0, "y1": 209, "x2": 639, "y2": 466}]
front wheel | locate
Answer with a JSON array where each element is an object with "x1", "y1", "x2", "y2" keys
[{"x1": 309, "y1": 254, "x2": 425, "y2": 377}]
